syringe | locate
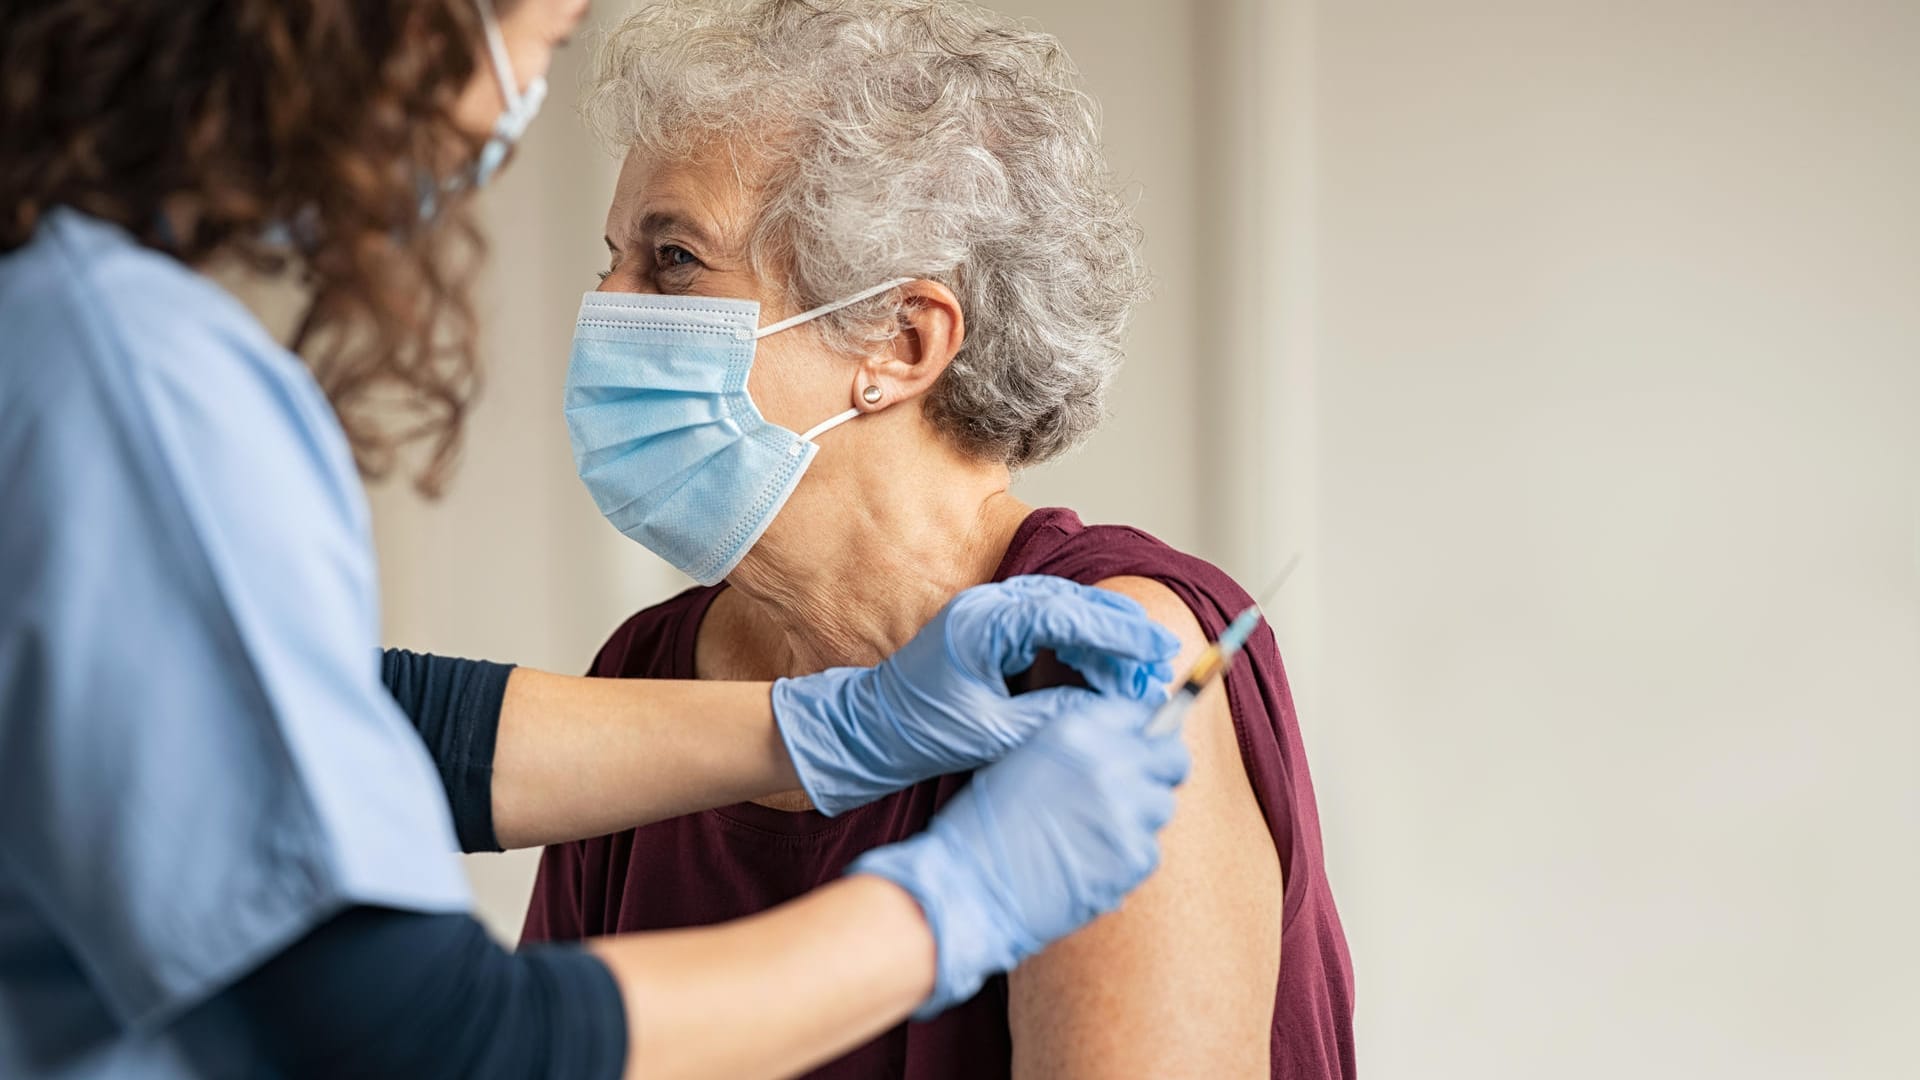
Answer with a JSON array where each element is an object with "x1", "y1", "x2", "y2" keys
[{"x1": 1144, "y1": 553, "x2": 1300, "y2": 737}]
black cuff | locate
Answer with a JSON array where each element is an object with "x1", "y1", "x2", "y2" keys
[{"x1": 380, "y1": 648, "x2": 516, "y2": 852}]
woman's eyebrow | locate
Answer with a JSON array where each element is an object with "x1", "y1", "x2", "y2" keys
[
  {"x1": 605, "y1": 210, "x2": 724, "y2": 259},
  {"x1": 630, "y1": 210, "x2": 720, "y2": 252}
]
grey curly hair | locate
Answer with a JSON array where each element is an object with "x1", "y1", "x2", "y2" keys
[{"x1": 583, "y1": 0, "x2": 1149, "y2": 467}]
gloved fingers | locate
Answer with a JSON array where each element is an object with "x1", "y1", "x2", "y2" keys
[
  {"x1": 998, "y1": 685, "x2": 1102, "y2": 734},
  {"x1": 1093, "y1": 814, "x2": 1165, "y2": 894},
  {"x1": 1139, "y1": 732, "x2": 1194, "y2": 787},
  {"x1": 1133, "y1": 837, "x2": 1166, "y2": 882},
  {"x1": 1044, "y1": 693, "x2": 1163, "y2": 743},
  {"x1": 998, "y1": 575, "x2": 1154, "y2": 618},
  {"x1": 1005, "y1": 592, "x2": 1181, "y2": 684},
  {"x1": 1051, "y1": 644, "x2": 1174, "y2": 700},
  {"x1": 1134, "y1": 784, "x2": 1179, "y2": 833}
]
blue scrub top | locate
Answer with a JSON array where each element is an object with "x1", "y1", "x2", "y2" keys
[{"x1": 0, "y1": 211, "x2": 470, "y2": 1076}]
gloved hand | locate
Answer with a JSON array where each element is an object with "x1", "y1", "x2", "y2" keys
[
  {"x1": 772, "y1": 575, "x2": 1179, "y2": 816},
  {"x1": 850, "y1": 693, "x2": 1191, "y2": 1016}
]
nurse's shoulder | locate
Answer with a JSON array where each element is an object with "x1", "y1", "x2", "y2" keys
[{"x1": 0, "y1": 208, "x2": 367, "y2": 531}]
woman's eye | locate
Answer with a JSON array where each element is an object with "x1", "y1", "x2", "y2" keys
[{"x1": 656, "y1": 244, "x2": 698, "y2": 269}]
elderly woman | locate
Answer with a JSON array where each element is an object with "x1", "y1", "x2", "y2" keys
[{"x1": 527, "y1": 1, "x2": 1353, "y2": 1076}]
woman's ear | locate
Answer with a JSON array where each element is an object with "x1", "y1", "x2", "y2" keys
[{"x1": 849, "y1": 280, "x2": 965, "y2": 412}]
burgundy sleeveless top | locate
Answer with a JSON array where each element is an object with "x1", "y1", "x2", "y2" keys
[{"x1": 523, "y1": 508, "x2": 1354, "y2": 1078}]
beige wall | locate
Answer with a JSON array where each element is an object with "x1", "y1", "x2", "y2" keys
[
  {"x1": 1309, "y1": 4, "x2": 1918, "y2": 1076},
  {"x1": 370, "y1": 2, "x2": 1918, "y2": 1075}
]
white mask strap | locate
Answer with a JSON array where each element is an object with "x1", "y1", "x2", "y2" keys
[
  {"x1": 754, "y1": 278, "x2": 916, "y2": 340},
  {"x1": 476, "y1": 0, "x2": 522, "y2": 110},
  {"x1": 797, "y1": 408, "x2": 863, "y2": 445}
]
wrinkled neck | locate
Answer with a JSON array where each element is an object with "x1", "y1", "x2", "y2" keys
[{"x1": 726, "y1": 447, "x2": 1028, "y2": 673}]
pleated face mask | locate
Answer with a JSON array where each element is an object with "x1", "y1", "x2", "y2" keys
[{"x1": 563, "y1": 279, "x2": 912, "y2": 584}]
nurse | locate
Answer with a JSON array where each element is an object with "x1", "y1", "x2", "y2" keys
[{"x1": 0, "y1": 2, "x2": 1191, "y2": 1078}]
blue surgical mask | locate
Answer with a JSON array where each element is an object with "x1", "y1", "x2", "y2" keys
[{"x1": 564, "y1": 279, "x2": 913, "y2": 585}]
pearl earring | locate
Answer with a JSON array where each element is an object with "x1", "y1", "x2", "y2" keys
[{"x1": 861, "y1": 385, "x2": 883, "y2": 404}]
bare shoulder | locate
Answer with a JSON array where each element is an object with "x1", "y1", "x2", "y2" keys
[
  {"x1": 1006, "y1": 574, "x2": 1282, "y2": 1078},
  {"x1": 1091, "y1": 575, "x2": 1255, "y2": 787},
  {"x1": 1092, "y1": 575, "x2": 1208, "y2": 663}
]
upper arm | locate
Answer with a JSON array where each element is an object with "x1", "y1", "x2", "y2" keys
[{"x1": 1007, "y1": 577, "x2": 1281, "y2": 1078}]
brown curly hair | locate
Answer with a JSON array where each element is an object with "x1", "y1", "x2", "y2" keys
[{"x1": 0, "y1": 0, "x2": 519, "y2": 494}]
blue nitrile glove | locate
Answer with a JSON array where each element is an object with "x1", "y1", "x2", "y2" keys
[
  {"x1": 850, "y1": 692, "x2": 1191, "y2": 1016},
  {"x1": 772, "y1": 575, "x2": 1180, "y2": 816}
]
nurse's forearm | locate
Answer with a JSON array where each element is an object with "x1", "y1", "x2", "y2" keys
[
  {"x1": 588, "y1": 874, "x2": 935, "y2": 1080},
  {"x1": 490, "y1": 668, "x2": 801, "y2": 848}
]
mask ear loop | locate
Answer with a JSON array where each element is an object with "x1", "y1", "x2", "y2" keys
[
  {"x1": 477, "y1": 0, "x2": 549, "y2": 142},
  {"x1": 796, "y1": 409, "x2": 862, "y2": 446},
  {"x1": 753, "y1": 277, "x2": 916, "y2": 340},
  {"x1": 476, "y1": 0, "x2": 525, "y2": 113},
  {"x1": 761, "y1": 277, "x2": 917, "y2": 454}
]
